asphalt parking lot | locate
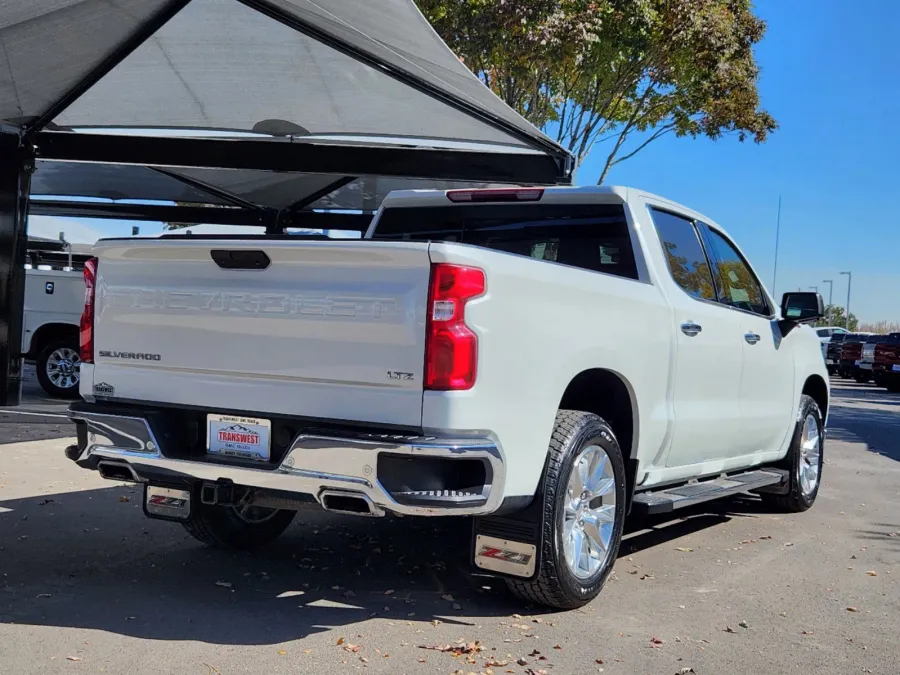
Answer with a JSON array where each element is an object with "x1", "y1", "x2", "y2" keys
[{"x1": 1, "y1": 377, "x2": 898, "y2": 675}]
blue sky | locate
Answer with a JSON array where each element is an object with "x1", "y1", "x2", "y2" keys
[
  {"x1": 30, "y1": 0, "x2": 898, "y2": 322},
  {"x1": 583, "y1": 0, "x2": 900, "y2": 323}
]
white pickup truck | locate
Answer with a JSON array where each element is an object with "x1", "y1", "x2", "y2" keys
[{"x1": 66, "y1": 186, "x2": 829, "y2": 609}]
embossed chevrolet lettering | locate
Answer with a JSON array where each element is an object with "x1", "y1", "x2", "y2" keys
[{"x1": 107, "y1": 288, "x2": 400, "y2": 319}]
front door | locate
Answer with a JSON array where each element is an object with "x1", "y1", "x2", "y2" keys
[
  {"x1": 649, "y1": 209, "x2": 745, "y2": 469},
  {"x1": 701, "y1": 225, "x2": 796, "y2": 454}
]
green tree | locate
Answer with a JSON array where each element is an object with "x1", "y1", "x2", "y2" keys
[
  {"x1": 815, "y1": 305, "x2": 858, "y2": 331},
  {"x1": 417, "y1": 0, "x2": 776, "y2": 182}
]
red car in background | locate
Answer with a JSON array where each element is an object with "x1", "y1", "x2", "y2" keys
[{"x1": 872, "y1": 333, "x2": 900, "y2": 393}]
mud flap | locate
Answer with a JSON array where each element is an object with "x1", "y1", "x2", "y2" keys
[
  {"x1": 143, "y1": 485, "x2": 192, "y2": 522},
  {"x1": 472, "y1": 500, "x2": 544, "y2": 580}
]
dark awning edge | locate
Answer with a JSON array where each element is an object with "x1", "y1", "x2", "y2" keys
[{"x1": 34, "y1": 131, "x2": 566, "y2": 185}]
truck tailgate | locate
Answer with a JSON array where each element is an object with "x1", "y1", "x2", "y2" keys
[{"x1": 88, "y1": 239, "x2": 431, "y2": 427}]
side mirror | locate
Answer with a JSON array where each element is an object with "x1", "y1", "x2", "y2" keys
[{"x1": 781, "y1": 292, "x2": 825, "y2": 324}]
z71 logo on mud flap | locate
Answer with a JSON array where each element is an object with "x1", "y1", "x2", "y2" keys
[{"x1": 474, "y1": 535, "x2": 537, "y2": 578}]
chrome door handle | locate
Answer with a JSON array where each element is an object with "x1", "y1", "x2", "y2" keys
[
  {"x1": 744, "y1": 332, "x2": 761, "y2": 345},
  {"x1": 681, "y1": 322, "x2": 702, "y2": 337}
]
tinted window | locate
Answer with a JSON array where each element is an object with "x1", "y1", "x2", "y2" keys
[
  {"x1": 373, "y1": 204, "x2": 638, "y2": 279},
  {"x1": 703, "y1": 228, "x2": 769, "y2": 316},
  {"x1": 816, "y1": 329, "x2": 832, "y2": 338},
  {"x1": 650, "y1": 209, "x2": 716, "y2": 301}
]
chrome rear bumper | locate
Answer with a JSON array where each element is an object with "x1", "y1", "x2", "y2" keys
[{"x1": 68, "y1": 409, "x2": 505, "y2": 517}]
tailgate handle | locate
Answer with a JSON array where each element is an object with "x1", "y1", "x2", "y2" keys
[{"x1": 210, "y1": 249, "x2": 270, "y2": 270}]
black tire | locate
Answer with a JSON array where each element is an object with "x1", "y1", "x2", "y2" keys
[
  {"x1": 760, "y1": 395, "x2": 824, "y2": 513},
  {"x1": 887, "y1": 381, "x2": 900, "y2": 394},
  {"x1": 854, "y1": 372, "x2": 870, "y2": 384},
  {"x1": 35, "y1": 338, "x2": 82, "y2": 399},
  {"x1": 182, "y1": 501, "x2": 296, "y2": 549},
  {"x1": 505, "y1": 410, "x2": 627, "y2": 610}
]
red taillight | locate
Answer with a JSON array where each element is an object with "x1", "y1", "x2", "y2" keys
[
  {"x1": 446, "y1": 188, "x2": 544, "y2": 203},
  {"x1": 80, "y1": 257, "x2": 97, "y2": 363},
  {"x1": 424, "y1": 264, "x2": 485, "y2": 391}
]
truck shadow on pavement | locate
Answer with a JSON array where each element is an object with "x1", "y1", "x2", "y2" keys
[
  {"x1": 0, "y1": 482, "x2": 750, "y2": 645},
  {"x1": 825, "y1": 406, "x2": 900, "y2": 462}
]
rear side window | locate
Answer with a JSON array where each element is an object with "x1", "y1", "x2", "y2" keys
[
  {"x1": 372, "y1": 204, "x2": 638, "y2": 279},
  {"x1": 816, "y1": 329, "x2": 832, "y2": 338},
  {"x1": 650, "y1": 209, "x2": 716, "y2": 301}
]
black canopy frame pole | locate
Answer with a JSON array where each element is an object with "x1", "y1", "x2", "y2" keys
[{"x1": 0, "y1": 129, "x2": 35, "y2": 406}]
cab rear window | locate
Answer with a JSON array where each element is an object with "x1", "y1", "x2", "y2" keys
[{"x1": 372, "y1": 204, "x2": 638, "y2": 280}]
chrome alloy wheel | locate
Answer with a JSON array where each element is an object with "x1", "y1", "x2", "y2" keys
[
  {"x1": 798, "y1": 413, "x2": 821, "y2": 496},
  {"x1": 46, "y1": 347, "x2": 81, "y2": 390},
  {"x1": 563, "y1": 444, "x2": 617, "y2": 579}
]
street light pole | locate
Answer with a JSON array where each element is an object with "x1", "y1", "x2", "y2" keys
[
  {"x1": 809, "y1": 285, "x2": 818, "y2": 293},
  {"x1": 772, "y1": 195, "x2": 782, "y2": 293},
  {"x1": 822, "y1": 279, "x2": 833, "y2": 306},
  {"x1": 840, "y1": 271, "x2": 852, "y2": 329}
]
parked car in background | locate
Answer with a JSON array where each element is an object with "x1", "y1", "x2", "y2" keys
[
  {"x1": 872, "y1": 333, "x2": 900, "y2": 393},
  {"x1": 838, "y1": 333, "x2": 874, "y2": 381},
  {"x1": 817, "y1": 326, "x2": 849, "y2": 375},
  {"x1": 825, "y1": 332, "x2": 850, "y2": 376},
  {"x1": 24, "y1": 238, "x2": 93, "y2": 398},
  {"x1": 858, "y1": 334, "x2": 886, "y2": 382}
]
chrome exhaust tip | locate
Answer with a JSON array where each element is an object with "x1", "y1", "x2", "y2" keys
[
  {"x1": 319, "y1": 490, "x2": 384, "y2": 517},
  {"x1": 97, "y1": 460, "x2": 141, "y2": 483}
]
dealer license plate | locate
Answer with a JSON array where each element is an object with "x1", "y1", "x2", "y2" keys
[
  {"x1": 893, "y1": 364, "x2": 900, "y2": 373},
  {"x1": 207, "y1": 414, "x2": 271, "y2": 461},
  {"x1": 854, "y1": 360, "x2": 860, "y2": 366}
]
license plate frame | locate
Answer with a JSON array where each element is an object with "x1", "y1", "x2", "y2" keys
[{"x1": 207, "y1": 414, "x2": 271, "y2": 462}]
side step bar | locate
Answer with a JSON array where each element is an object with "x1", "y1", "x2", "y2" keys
[{"x1": 631, "y1": 469, "x2": 789, "y2": 516}]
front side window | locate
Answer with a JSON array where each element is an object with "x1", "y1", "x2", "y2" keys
[
  {"x1": 703, "y1": 227, "x2": 770, "y2": 316},
  {"x1": 650, "y1": 209, "x2": 716, "y2": 301}
]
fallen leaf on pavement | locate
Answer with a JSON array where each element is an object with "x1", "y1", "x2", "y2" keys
[
  {"x1": 486, "y1": 658, "x2": 511, "y2": 667},
  {"x1": 724, "y1": 626, "x2": 737, "y2": 634},
  {"x1": 553, "y1": 644, "x2": 563, "y2": 650},
  {"x1": 516, "y1": 657, "x2": 528, "y2": 666},
  {"x1": 431, "y1": 619, "x2": 441, "y2": 627},
  {"x1": 528, "y1": 650, "x2": 541, "y2": 657},
  {"x1": 277, "y1": 650, "x2": 286, "y2": 656},
  {"x1": 303, "y1": 649, "x2": 312, "y2": 655},
  {"x1": 867, "y1": 571, "x2": 878, "y2": 576},
  {"x1": 640, "y1": 574, "x2": 655, "y2": 580},
  {"x1": 784, "y1": 542, "x2": 794, "y2": 547},
  {"x1": 336, "y1": 637, "x2": 345, "y2": 646},
  {"x1": 533, "y1": 617, "x2": 543, "y2": 623},
  {"x1": 343, "y1": 644, "x2": 361, "y2": 653},
  {"x1": 36, "y1": 593, "x2": 51, "y2": 599},
  {"x1": 802, "y1": 630, "x2": 814, "y2": 635},
  {"x1": 452, "y1": 603, "x2": 462, "y2": 610},
  {"x1": 66, "y1": 656, "x2": 82, "y2": 662},
  {"x1": 847, "y1": 607, "x2": 859, "y2": 612},
  {"x1": 119, "y1": 496, "x2": 130, "y2": 503},
  {"x1": 738, "y1": 620, "x2": 749, "y2": 628},
  {"x1": 214, "y1": 581, "x2": 232, "y2": 588},
  {"x1": 627, "y1": 569, "x2": 639, "y2": 574},
  {"x1": 596, "y1": 658, "x2": 604, "y2": 664},
  {"x1": 678, "y1": 668, "x2": 696, "y2": 674},
  {"x1": 441, "y1": 594, "x2": 455, "y2": 602},
  {"x1": 342, "y1": 590, "x2": 356, "y2": 598},
  {"x1": 384, "y1": 589, "x2": 394, "y2": 595},
  {"x1": 418, "y1": 642, "x2": 484, "y2": 655},
  {"x1": 650, "y1": 637, "x2": 664, "y2": 647},
  {"x1": 675, "y1": 547, "x2": 693, "y2": 553},
  {"x1": 759, "y1": 535, "x2": 772, "y2": 540}
]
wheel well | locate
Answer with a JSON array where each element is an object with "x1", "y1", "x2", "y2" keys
[
  {"x1": 559, "y1": 369, "x2": 638, "y2": 508},
  {"x1": 28, "y1": 323, "x2": 79, "y2": 359},
  {"x1": 803, "y1": 374, "x2": 829, "y2": 419}
]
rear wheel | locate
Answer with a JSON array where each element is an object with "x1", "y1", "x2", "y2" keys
[
  {"x1": 887, "y1": 381, "x2": 900, "y2": 394},
  {"x1": 505, "y1": 410, "x2": 626, "y2": 610},
  {"x1": 182, "y1": 501, "x2": 296, "y2": 549},
  {"x1": 36, "y1": 338, "x2": 81, "y2": 399},
  {"x1": 761, "y1": 395, "x2": 823, "y2": 513}
]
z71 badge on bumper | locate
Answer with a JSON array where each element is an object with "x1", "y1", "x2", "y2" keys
[{"x1": 474, "y1": 534, "x2": 537, "y2": 578}]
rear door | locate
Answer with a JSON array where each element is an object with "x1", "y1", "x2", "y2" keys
[
  {"x1": 700, "y1": 224, "x2": 795, "y2": 455},
  {"x1": 649, "y1": 209, "x2": 745, "y2": 468}
]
